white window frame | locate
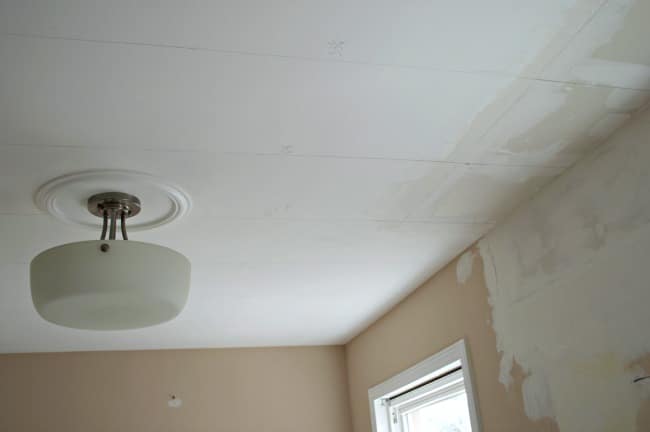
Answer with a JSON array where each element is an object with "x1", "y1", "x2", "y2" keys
[{"x1": 368, "y1": 339, "x2": 481, "y2": 432}]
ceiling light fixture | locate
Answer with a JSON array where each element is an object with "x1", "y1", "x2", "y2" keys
[{"x1": 30, "y1": 191, "x2": 190, "y2": 330}]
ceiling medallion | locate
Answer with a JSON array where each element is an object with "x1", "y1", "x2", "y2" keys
[{"x1": 34, "y1": 169, "x2": 191, "y2": 231}]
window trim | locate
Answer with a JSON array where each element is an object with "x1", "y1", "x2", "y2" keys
[
  {"x1": 367, "y1": 339, "x2": 481, "y2": 432},
  {"x1": 390, "y1": 368, "x2": 464, "y2": 415}
]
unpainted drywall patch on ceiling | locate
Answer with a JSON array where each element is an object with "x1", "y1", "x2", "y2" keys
[
  {"x1": 570, "y1": 59, "x2": 650, "y2": 89},
  {"x1": 586, "y1": 0, "x2": 650, "y2": 89},
  {"x1": 445, "y1": 76, "x2": 649, "y2": 169},
  {"x1": 479, "y1": 108, "x2": 650, "y2": 431},
  {"x1": 542, "y1": 0, "x2": 650, "y2": 90},
  {"x1": 479, "y1": 82, "x2": 649, "y2": 167},
  {"x1": 407, "y1": 163, "x2": 564, "y2": 224},
  {"x1": 443, "y1": 0, "x2": 649, "y2": 168},
  {"x1": 442, "y1": 0, "x2": 650, "y2": 170}
]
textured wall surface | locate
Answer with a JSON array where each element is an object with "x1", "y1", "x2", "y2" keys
[{"x1": 480, "y1": 106, "x2": 650, "y2": 431}]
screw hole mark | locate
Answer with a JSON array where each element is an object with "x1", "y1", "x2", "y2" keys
[{"x1": 327, "y1": 40, "x2": 345, "y2": 57}]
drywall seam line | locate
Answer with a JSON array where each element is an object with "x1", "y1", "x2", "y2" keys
[
  {"x1": 0, "y1": 143, "x2": 575, "y2": 170},
  {"x1": 227, "y1": 151, "x2": 572, "y2": 169},
  {"x1": 3, "y1": 256, "x2": 487, "y2": 266},
  {"x1": 400, "y1": 164, "x2": 471, "y2": 222},
  {"x1": 536, "y1": 0, "x2": 611, "y2": 78},
  {"x1": 0, "y1": 212, "x2": 497, "y2": 226},
  {"x1": 0, "y1": 31, "x2": 529, "y2": 77},
  {"x1": 1, "y1": 30, "x2": 647, "y2": 91}
]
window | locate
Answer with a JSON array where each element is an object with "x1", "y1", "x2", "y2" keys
[{"x1": 368, "y1": 340, "x2": 481, "y2": 432}]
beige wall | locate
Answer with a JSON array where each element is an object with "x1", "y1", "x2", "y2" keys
[
  {"x1": 344, "y1": 249, "x2": 557, "y2": 432},
  {"x1": 0, "y1": 346, "x2": 352, "y2": 432}
]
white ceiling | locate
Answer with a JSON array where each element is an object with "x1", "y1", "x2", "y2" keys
[{"x1": 1, "y1": 0, "x2": 649, "y2": 353}]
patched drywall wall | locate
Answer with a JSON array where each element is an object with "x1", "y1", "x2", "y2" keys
[
  {"x1": 0, "y1": 346, "x2": 352, "y2": 432},
  {"x1": 345, "y1": 107, "x2": 650, "y2": 432},
  {"x1": 456, "y1": 250, "x2": 475, "y2": 284},
  {"x1": 479, "y1": 106, "x2": 650, "y2": 430},
  {"x1": 345, "y1": 248, "x2": 559, "y2": 432}
]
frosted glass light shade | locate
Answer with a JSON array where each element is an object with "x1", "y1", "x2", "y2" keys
[{"x1": 30, "y1": 240, "x2": 190, "y2": 330}]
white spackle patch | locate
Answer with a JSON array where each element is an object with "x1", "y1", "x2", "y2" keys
[
  {"x1": 522, "y1": 370, "x2": 554, "y2": 421},
  {"x1": 456, "y1": 250, "x2": 474, "y2": 284},
  {"x1": 479, "y1": 106, "x2": 650, "y2": 431},
  {"x1": 168, "y1": 397, "x2": 182, "y2": 408}
]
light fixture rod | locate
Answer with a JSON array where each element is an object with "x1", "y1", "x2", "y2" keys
[
  {"x1": 109, "y1": 209, "x2": 117, "y2": 240},
  {"x1": 100, "y1": 212, "x2": 108, "y2": 240},
  {"x1": 121, "y1": 211, "x2": 128, "y2": 240},
  {"x1": 87, "y1": 192, "x2": 141, "y2": 242}
]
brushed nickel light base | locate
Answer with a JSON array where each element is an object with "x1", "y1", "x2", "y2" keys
[
  {"x1": 87, "y1": 192, "x2": 142, "y2": 219},
  {"x1": 87, "y1": 192, "x2": 142, "y2": 240}
]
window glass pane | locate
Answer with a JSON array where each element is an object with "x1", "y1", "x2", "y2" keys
[{"x1": 404, "y1": 390, "x2": 472, "y2": 432}]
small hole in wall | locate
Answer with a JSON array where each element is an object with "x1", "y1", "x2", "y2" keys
[{"x1": 168, "y1": 394, "x2": 182, "y2": 408}]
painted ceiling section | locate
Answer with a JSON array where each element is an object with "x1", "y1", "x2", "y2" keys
[{"x1": 0, "y1": 0, "x2": 649, "y2": 353}]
